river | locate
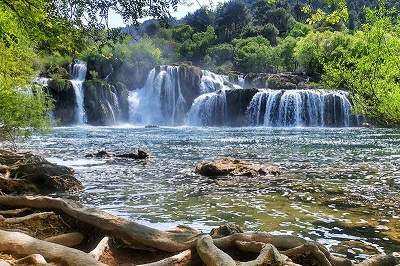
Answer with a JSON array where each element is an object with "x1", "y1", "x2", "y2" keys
[{"x1": 20, "y1": 126, "x2": 400, "y2": 261}]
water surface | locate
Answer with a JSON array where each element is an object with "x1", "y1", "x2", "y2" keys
[{"x1": 21, "y1": 126, "x2": 400, "y2": 260}]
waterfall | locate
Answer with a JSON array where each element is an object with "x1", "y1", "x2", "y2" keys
[
  {"x1": 187, "y1": 90, "x2": 228, "y2": 126},
  {"x1": 110, "y1": 91, "x2": 121, "y2": 121},
  {"x1": 70, "y1": 61, "x2": 87, "y2": 125},
  {"x1": 200, "y1": 70, "x2": 231, "y2": 93},
  {"x1": 34, "y1": 77, "x2": 55, "y2": 124},
  {"x1": 129, "y1": 66, "x2": 186, "y2": 126},
  {"x1": 247, "y1": 89, "x2": 360, "y2": 127}
]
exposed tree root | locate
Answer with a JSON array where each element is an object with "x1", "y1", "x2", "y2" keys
[
  {"x1": 90, "y1": 236, "x2": 110, "y2": 260},
  {"x1": 0, "y1": 195, "x2": 398, "y2": 266},
  {"x1": 0, "y1": 229, "x2": 106, "y2": 266},
  {"x1": 137, "y1": 250, "x2": 194, "y2": 266},
  {"x1": 11, "y1": 254, "x2": 48, "y2": 265},
  {"x1": 1, "y1": 211, "x2": 55, "y2": 224},
  {"x1": 44, "y1": 232, "x2": 84, "y2": 247}
]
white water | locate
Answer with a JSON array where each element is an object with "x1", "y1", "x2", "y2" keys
[
  {"x1": 200, "y1": 70, "x2": 230, "y2": 93},
  {"x1": 247, "y1": 89, "x2": 357, "y2": 127},
  {"x1": 127, "y1": 66, "x2": 361, "y2": 127},
  {"x1": 129, "y1": 66, "x2": 187, "y2": 126},
  {"x1": 70, "y1": 61, "x2": 87, "y2": 125},
  {"x1": 187, "y1": 90, "x2": 228, "y2": 126}
]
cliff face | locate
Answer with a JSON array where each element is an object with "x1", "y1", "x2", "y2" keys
[
  {"x1": 225, "y1": 88, "x2": 259, "y2": 126},
  {"x1": 83, "y1": 80, "x2": 129, "y2": 126},
  {"x1": 47, "y1": 79, "x2": 76, "y2": 125}
]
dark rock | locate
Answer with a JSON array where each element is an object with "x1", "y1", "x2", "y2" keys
[
  {"x1": 225, "y1": 88, "x2": 259, "y2": 126},
  {"x1": 0, "y1": 152, "x2": 83, "y2": 194},
  {"x1": 195, "y1": 158, "x2": 280, "y2": 177},
  {"x1": 47, "y1": 79, "x2": 76, "y2": 125},
  {"x1": 85, "y1": 149, "x2": 115, "y2": 158},
  {"x1": 116, "y1": 149, "x2": 151, "y2": 159},
  {"x1": 240, "y1": 72, "x2": 314, "y2": 90},
  {"x1": 83, "y1": 80, "x2": 128, "y2": 125}
]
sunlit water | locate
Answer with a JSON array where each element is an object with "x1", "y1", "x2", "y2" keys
[{"x1": 20, "y1": 126, "x2": 400, "y2": 260}]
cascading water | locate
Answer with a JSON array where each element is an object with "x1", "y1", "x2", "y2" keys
[
  {"x1": 247, "y1": 89, "x2": 360, "y2": 127},
  {"x1": 187, "y1": 90, "x2": 228, "y2": 126},
  {"x1": 34, "y1": 77, "x2": 55, "y2": 124},
  {"x1": 70, "y1": 61, "x2": 87, "y2": 125},
  {"x1": 200, "y1": 70, "x2": 230, "y2": 93},
  {"x1": 129, "y1": 66, "x2": 187, "y2": 126}
]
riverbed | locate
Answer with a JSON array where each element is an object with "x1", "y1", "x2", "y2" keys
[{"x1": 20, "y1": 126, "x2": 400, "y2": 260}]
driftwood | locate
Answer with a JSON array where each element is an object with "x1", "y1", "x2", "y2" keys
[{"x1": 0, "y1": 195, "x2": 398, "y2": 266}]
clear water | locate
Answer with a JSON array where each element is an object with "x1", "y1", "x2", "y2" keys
[{"x1": 20, "y1": 126, "x2": 400, "y2": 260}]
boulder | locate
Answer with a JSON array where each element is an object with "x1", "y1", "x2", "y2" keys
[
  {"x1": 0, "y1": 151, "x2": 82, "y2": 195},
  {"x1": 195, "y1": 158, "x2": 280, "y2": 177}
]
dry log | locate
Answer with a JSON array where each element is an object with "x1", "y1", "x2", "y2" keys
[
  {"x1": 13, "y1": 254, "x2": 48, "y2": 265},
  {"x1": 0, "y1": 229, "x2": 106, "y2": 266},
  {"x1": 236, "y1": 242, "x2": 300, "y2": 266},
  {"x1": 0, "y1": 196, "x2": 197, "y2": 252},
  {"x1": 213, "y1": 232, "x2": 307, "y2": 250},
  {"x1": 1, "y1": 212, "x2": 55, "y2": 224},
  {"x1": 197, "y1": 234, "x2": 236, "y2": 266},
  {"x1": 0, "y1": 260, "x2": 11, "y2": 266},
  {"x1": 89, "y1": 236, "x2": 110, "y2": 260},
  {"x1": 44, "y1": 232, "x2": 84, "y2": 247},
  {"x1": 356, "y1": 255, "x2": 399, "y2": 266},
  {"x1": 0, "y1": 207, "x2": 31, "y2": 216},
  {"x1": 138, "y1": 250, "x2": 194, "y2": 266},
  {"x1": 281, "y1": 241, "x2": 333, "y2": 266}
]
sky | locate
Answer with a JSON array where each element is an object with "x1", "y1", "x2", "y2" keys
[{"x1": 108, "y1": 0, "x2": 214, "y2": 28}]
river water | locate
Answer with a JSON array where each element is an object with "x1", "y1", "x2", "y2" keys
[{"x1": 20, "y1": 126, "x2": 400, "y2": 260}]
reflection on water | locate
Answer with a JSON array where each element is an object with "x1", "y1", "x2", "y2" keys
[{"x1": 20, "y1": 126, "x2": 400, "y2": 260}]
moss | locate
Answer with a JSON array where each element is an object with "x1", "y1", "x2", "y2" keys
[{"x1": 47, "y1": 79, "x2": 76, "y2": 125}]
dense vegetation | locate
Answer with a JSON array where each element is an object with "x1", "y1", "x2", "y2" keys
[{"x1": 0, "y1": 0, "x2": 400, "y2": 142}]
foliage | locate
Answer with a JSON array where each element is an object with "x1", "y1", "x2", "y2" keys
[
  {"x1": 233, "y1": 36, "x2": 275, "y2": 73},
  {"x1": 276, "y1": 36, "x2": 298, "y2": 71},
  {"x1": 177, "y1": 26, "x2": 217, "y2": 64},
  {"x1": 206, "y1": 43, "x2": 234, "y2": 66},
  {"x1": 0, "y1": 5, "x2": 52, "y2": 149},
  {"x1": 240, "y1": 23, "x2": 279, "y2": 45},
  {"x1": 215, "y1": 0, "x2": 252, "y2": 42},
  {"x1": 294, "y1": 30, "x2": 352, "y2": 76},
  {"x1": 184, "y1": 7, "x2": 215, "y2": 32},
  {"x1": 323, "y1": 2, "x2": 400, "y2": 125}
]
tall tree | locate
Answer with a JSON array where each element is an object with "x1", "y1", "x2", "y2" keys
[
  {"x1": 323, "y1": 1, "x2": 400, "y2": 125},
  {"x1": 215, "y1": 0, "x2": 251, "y2": 42}
]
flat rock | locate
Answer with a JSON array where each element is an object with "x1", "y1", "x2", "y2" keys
[{"x1": 195, "y1": 158, "x2": 280, "y2": 177}]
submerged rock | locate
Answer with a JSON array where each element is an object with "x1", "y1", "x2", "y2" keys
[
  {"x1": 195, "y1": 158, "x2": 280, "y2": 177},
  {"x1": 116, "y1": 149, "x2": 151, "y2": 159},
  {"x1": 86, "y1": 149, "x2": 151, "y2": 159},
  {"x1": 85, "y1": 149, "x2": 115, "y2": 158}
]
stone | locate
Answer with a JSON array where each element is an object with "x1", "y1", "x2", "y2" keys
[
  {"x1": 195, "y1": 158, "x2": 280, "y2": 177},
  {"x1": 116, "y1": 149, "x2": 151, "y2": 159},
  {"x1": 0, "y1": 152, "x2": 83, "y2": 194},
  {"x1": 85, "y1": 149, "x2": 114, "y2": 158}
]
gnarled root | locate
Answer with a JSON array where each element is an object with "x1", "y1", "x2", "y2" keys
[
  {"x1": 90, "y1": 236, "x2": 110, "y2": 260},
  {"x1": 0, "y1": 195, "x2": 398, "y2": 266},
  {"x1": 138, "y1": 249, "x2": 195, "y2": 266},
  {"x1": 0, "y1": 229, "x2": 106, "y2": 266}
]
